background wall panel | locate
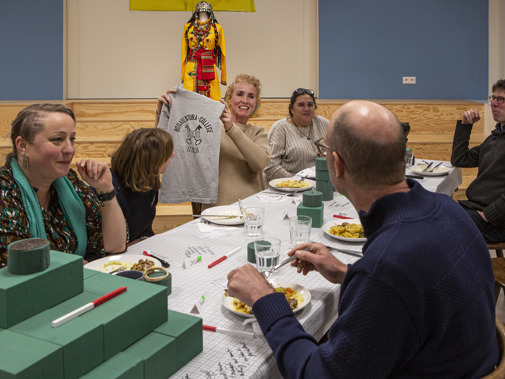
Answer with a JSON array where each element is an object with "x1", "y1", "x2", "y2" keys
[{"x1": 318, "y1": 0, "x2": 488, "y2": 100}]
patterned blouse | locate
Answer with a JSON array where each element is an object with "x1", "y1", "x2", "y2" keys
[{"x1": 0, "y1": 155, "x2": 105, "y2": 268}]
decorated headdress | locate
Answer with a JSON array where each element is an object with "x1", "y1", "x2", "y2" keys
[
  {"x1": 188, "y1": 1, "x2": 218, "y2": 24},
  {"x1": 195, "y1": 1, "x2": 212, "y2": 14}
]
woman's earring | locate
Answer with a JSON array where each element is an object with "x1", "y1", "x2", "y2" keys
[{"x1": 22, "y1": 155, "x2": 29, "y2": 170}]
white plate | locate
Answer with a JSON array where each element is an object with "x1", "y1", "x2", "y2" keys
[
  {"x1": 201, "y1": 205, "x2": 244, "y2": 225},
  {"x1": 409, "y1": 164, "x2": 451, "y2": 177},
  {"x1": 269, "y1": 177, "x2": 316, "y2": 192},
  {"x1": 222, "y1": 279, "x2": 311, "y2": 318},
  {"x1": 84, "y1": 254, "x2": 161, "y2": 273},
  {"x1": 322, "y1": 219, "x2": 366, "y2": 243}
]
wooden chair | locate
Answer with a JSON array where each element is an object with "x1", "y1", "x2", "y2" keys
[
  {"x1": 481, "y1": 318, "x2": 505, "y2": 378},
  {"x1": 488, "y1": 243, "x2": 505, "y2": 258},
  {"x1": 492, "y1": 258, "x2": 505, "y2": 304}
]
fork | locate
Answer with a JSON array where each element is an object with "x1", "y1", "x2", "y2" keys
[
  {"x1": 427, "y1": 162, "x2": 443, "y2": 172},
  {"x1": 422, "y1": 162, "x2": 433, "y2": 172}
]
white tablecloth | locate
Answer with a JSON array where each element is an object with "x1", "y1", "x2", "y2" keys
[{"x1": 124, "y1": 162, "x2": 461, "y2": 378}]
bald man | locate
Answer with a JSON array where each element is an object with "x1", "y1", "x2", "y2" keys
[{"x1": 227, "y1": 101, "x2": 498, "y2": 378}]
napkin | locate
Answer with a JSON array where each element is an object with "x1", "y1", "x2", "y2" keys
[
  {"x1": 296, "y1": 167, "x2": 316, "y2": 179},
  {"x1": 256, "y1": 193, "x2": 291, "y2": 202}
]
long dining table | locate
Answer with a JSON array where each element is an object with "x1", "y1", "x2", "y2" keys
[{"x1": 123, "y1": 161, "x2": 462, "y2": 378}]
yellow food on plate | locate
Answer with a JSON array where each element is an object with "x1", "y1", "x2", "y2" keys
[
  {"x1": 274, "y1": 179, "x2": 310, "y2": 189},
  {"x1": 227, "y1": 287, "x2": 304, "y2": 314},
  {"x1": 101, "y1": 258, "x2": 155, "y2": 273},
  {"x1": 329, "y1": 222, "x2": 364, "y2": 238}
]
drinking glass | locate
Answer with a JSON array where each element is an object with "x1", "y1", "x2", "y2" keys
[
  {"x1": 289, "y1": 215, "x2": 312, "y2": 246},
  {"x1": 254, "y1": 238, "x2": 281, "y2": 277},
  {"x1": 243, "y1": 207, "x2": 265, "y2": 238}
]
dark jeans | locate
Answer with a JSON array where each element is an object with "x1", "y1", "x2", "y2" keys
[{"x1": 460, "y1": 203, "x2": 505, "y2": 244}]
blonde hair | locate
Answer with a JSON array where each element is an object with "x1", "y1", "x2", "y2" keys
[
  {"x1": 111, "y1": 128, "x2": 174, "y2": 192},
  {"x1": 224, "y1": 74, "x2": 262, "y2": 116}
]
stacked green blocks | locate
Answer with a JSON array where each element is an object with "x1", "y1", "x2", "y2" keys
[
  {"x1": 10, "y1": 299, "x2": 104, "y2": 378},
  {"x1": 155, "y1": 310, "x2": 203, "y2": 369},
  {"x1": 0, "y1": 250, "x2": 203, "y2": 378},
  {"x1": 80, "y1": 352, "x2": 143, "y2": 379},
  {"x1": 315, "y1": 157, "x2": 334, "y2": 201},
  {"x1": 0, "y1": 329, "x2": 64, "y2": 379},
  {"x1": 0, "y1": 251, "x2": 83, "y2": 328},
  {"x1": 297, "y1": 190, "x2": 324, "y2": 228},
  {"x1": 82, "y1": 271, "x2": 169, "y2": 360}
]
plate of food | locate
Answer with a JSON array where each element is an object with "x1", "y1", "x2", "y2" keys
[
  {"x1": 200, "y1": 205, "x2": 244, "y2": 225},
  {"x1": 222, "y1": 279, "x2": 311, "y2": 317},
  {"x1": 323, "y1": 219, "x2": 366, "y2": 243},
  {"x1": 268, "y1": 177, "x2": 316, "y2": 192},
  {"x1": 409, "y1": 164, "x2": 451, "y2": 177},
  {"x1": 84, "y1": 254, "x2": 160, "y2": 273}
]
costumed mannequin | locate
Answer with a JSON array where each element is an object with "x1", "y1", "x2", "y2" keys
[{"x1": 181, "y1": 1, "x2": 227, "y2": 101}]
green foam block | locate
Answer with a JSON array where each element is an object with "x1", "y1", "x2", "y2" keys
[
  {"x1": 10, "y1": 298, "x2": 104, "y2": 378},
  {"x1": 80, "y1": 352, "x2": 143, "y2": 379},
  {"x1": 83, "y1": 272, "x2": 168, "y2": 359},
  {"x1": 155, "y1": 310, "x2": 203, "y2": 371},
  {"x1": 0, "y1": 250, "x2": 83, "y2": 328},
  {"x1": 123, "y1": 332, "x2": 177, "y2": 379},
  {"x1": 297, "y1": 203, "x2": 324, "y2": 228},
  {"x1": 0, "y1": 329, "x2": 64, "y2": 379}
]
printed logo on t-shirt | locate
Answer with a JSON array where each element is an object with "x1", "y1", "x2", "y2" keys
[{"x1": 173, "y1": 113, "x2": 214, "y2": 154}]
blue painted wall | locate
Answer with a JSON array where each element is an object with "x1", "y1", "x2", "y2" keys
[
  {"x1": 0, "y1": 1, "x2": 63, "y2": 100},
  {"x1": 319, "y1": 0, "x2": 488, "y2": 100}
]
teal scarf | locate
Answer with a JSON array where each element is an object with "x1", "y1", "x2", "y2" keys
[{"x1": 11, "y1": 158, "x2": 88, "y2": 256}]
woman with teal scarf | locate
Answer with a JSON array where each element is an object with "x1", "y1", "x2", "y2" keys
[{"x1": 0, "y1": 104, "x2": 127, "y2": 268}]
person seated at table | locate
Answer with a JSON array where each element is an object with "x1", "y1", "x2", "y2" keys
[
  {"x1": 111, "y1": 128, "x2": 174, "y2": 245},
  {"x1": 156, "y1": 73, "x2": 270, "y2": 212},
  {"x1": 0, "y1": 104, "x2": 127, "y2": 267},
  {"x1": 227, "y1": 100, "x2": 498, "y2": 378},
  {"x1": 264, "y1": 88, "x2": 328, "y2": 181},
  {"x1": 451, "y1": 78, "x2": 505, "y2": 243}
]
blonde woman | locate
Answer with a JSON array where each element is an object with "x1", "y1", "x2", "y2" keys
[{"x1": 111, "y1": 128, "x2": 174, "y2": 243}]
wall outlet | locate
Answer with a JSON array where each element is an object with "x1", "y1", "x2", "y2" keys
[{"x1": 403, "y1": 76, "x2": 416, "y2": 85}]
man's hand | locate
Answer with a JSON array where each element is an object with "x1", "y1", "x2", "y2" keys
[
  {"x1": 288, "y1": 243, "x2": 348, "y2": 284},
  {"x1": 227, "y1": 264, "x2": 275, "y2": 307},
  {"x1": 462, "y1": 110, "x2": 480, "y2": 125},
  {"x1": 478, "y1": 210, "x2": 488, "y2": 222}
]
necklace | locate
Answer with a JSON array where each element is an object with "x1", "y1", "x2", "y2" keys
[{"x1": 291, "y1": 118, "x2": 312, "y2": 140}]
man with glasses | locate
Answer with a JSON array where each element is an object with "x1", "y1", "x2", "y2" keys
[
  {"x1": 451, "y1": 78, "x2": 505, "y2": 243},
  {"x1": 227, "y1": 100, "x2": 497, "y2": 378}
]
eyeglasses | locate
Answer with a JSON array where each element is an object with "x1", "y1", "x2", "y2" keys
[
  {"x1": 294, "y1": 88, "x2": 315, "y2": 97},
  {"x1": 315, "y1": 137, "x2": 333, "y2": 155},
  {"x1": 489, "y1": 95, "x2": 505, "y2": 105}
]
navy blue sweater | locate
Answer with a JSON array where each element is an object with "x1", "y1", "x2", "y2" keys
[
  {"x1": 112, "y1": 171, "x2": 157, "y2": 242},
  {"x1": 253, "y1": 180, "x2": 498, "y2": 378}
]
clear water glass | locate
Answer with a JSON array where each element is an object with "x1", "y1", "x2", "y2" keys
[
  {"x1": 254, "y1": 238, "x2": 281, "y2": 275},
  {"x1": 243, "y1": 207, "x2": 265, "y2": 238},
  {"x1": 289, "y1": 215, "x2": 312, "y2": 246}
]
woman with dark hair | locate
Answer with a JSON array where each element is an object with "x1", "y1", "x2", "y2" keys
[
  {"x1": 0, "y1": 104, "x2": 127, "y2": 267},
  {"x1": 111, "y1": 128, "x2": 174, "y2": 244},
  {"x1": 264, "y1": 88, "x2": 329, "y2": 180}
]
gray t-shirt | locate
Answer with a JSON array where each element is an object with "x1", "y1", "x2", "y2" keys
[{"x1": 157, "y1": 85, "x2": 225, "y2": 204}]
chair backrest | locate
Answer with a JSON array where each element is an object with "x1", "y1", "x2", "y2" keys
[{"x1": 482, "y1": 318, "x2": 505, "y2": 378}]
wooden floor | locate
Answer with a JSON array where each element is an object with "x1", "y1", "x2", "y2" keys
[{"x1": 0, "y1": 99, "x2": 486, "y2": 233}]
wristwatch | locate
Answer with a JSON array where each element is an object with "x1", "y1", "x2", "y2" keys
[{"x1": 97, "y1": 188, "x2": 116, "y2": 206}]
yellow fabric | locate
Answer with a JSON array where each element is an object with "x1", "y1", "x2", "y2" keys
[
  {"x1": 181, "y1": 20, "x2": 226, "y2": 101},
  {"x1": 130, "y1": 0, "x2": 255, "y2": 12}
]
